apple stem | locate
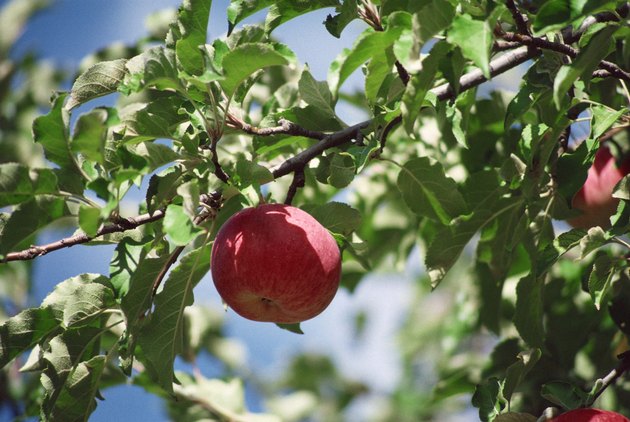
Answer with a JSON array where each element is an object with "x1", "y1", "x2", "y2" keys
[{"x1": 587, "y1": 350, "x2": 630, "y2": 406}]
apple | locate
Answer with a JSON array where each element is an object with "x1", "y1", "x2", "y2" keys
[
  {"x1": 569, "y1": 145, "x2": 630, "y2": 229},
  {"x1": 210, "y1": 203, "x2": 342, "y2": 324},
  {"x1": 551, "y1": 408, "x2": 630, "y2": 421}
]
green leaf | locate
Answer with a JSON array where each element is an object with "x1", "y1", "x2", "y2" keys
[
  {"x1": 324, "y1": 0, "x2": 358, "y2": 38},
  {"x1": 298, "y1": 68, "x2": 336, "y2": 118},
  {"x1": 71, "y1": 108, "x2": 113, "y2": 164},
  {"x1": 0, "y1": 307, "x2": 59, "y2": 368},
  {"x1": 472, "y1": 377, "x2": 505, "y2": 422},
  {"x1": 541, "y1": 381, "x2": 588, "y2": 409},
  {"x1": 532, "y1": 0, "x2": 571, "y2": 34},
  {"x1": 494, "y1": 414, "x2": 537, "y2": 422},
  {"x1": 401, "y1": 41, "x2": 450, "y2": 133},
  {"x1": 78, "y1": 206, "x2": 101, "y2": 237},
  {"x1": 41, "y1": 274, "x2": 115, "y2": 328},
  {"x1": 42, "y1": 354, "x2": 106, "y2": 422},
  {"x1": 413, "y1": 0, "x2": 455, "y2": 47},
  {"x1": 588, "y1": 253, "x2": 616, "y2": 310},
  {"x1": 66, "y1": 59, "x2": 128, "y2": 110},
  {"x1": 265, "y1": 0, "x2": 339, "y2": 34},
  {"x1": 227, "y1": 0, "x2": 275, "y2": 34},
  {"x1": 40, "y1": 327, "x2": 103, "y2": 417},
  {"x1": 328, "y1": 152, "x2": 356, "y2": 188},
  {"x1": 171, "y1": 0, "x2": 212, "y2": 75},
  {"x1": 514, "y1": 274, "x2": 545, "y2": 348},
  {"x1": 553, "y1": 25, "x2": 618, "y2": 108},
  {"x1": 0, "y1": 163, "x2": 58, "y2": 207},
  {"x1": 121, "y1": 255, "x2": 171, "y2": 335},
  {"x1": 446, "y1": 14, "x2": 492, "y2": 78},
  {"x1": 121, "y1": 96, "x2": 188, "y2": 143},
  {"x1": 302, "y1": 202, "x2": 361, "y2": 236},
  {"x1": 220, "y1": 43, "x2": 294, "y2": 97},
  {"x1": 276, "y1": 323, "x2": 304, "y2": 334},
  {"x1": 536, "y1": 229, "x2": 587, "y2": 276},
  {"x1": 503, "y1": 349, "x2": 542, "y2": 403},
  {"x1": 425, "y1": 170, "x2": 517, "y2": 286},
  {"x1": 164, "y1": 204, "x2": 202, "y2": 246},
  {"x1": 0, "y1": 195, "x2": 72, "y2": 257},
  {"x1": 121, "y1": 47, "x2": 180, "y2": 94},
  {"x1": 590, "y1": 105, "x2": 626, "y2": 141},
  {"x1": 137, "y1": 244, "x2": 211, "y2": 393},
  {"x1": 397, "y1": 157, "x2": 467, "y2": 225},
  {"x1": 33, "y1": 93, "x2": 74, "y2": 169},
  {"x1": 329, "y1": 25, "x2": 407, "y2": 94}
]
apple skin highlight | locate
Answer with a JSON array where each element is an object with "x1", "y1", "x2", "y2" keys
[
  {"x1": 569, "y1": 146, "x2": 630, "y2": 229},
  {"x1": 211, "y1": 203, "x2": 342, "y2": 324}
]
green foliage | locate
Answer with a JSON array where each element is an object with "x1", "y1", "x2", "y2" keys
[{"x1": 1, "y1": 0, "x2": 629, "y2": 420}]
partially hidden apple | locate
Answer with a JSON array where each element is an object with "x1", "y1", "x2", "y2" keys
[
  {"x1": 210, "y1": 203, "x2": 342, "y2": 324},
  {"x1": 551, "y1": 408, "x2": 630, "y2": 421},
  {"x1": 569, "y1": 145, "x2": 630, "y2": 229}
]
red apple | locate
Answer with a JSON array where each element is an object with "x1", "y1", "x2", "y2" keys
[
  {"x1": 551, "y1": 408, "x2": 630, "y2": 421},
  {"x1": 210, "y1": 203, "x2": 342, "y2": 323},
  {"x1": 569, "y1": 145, "x2": 630, "y2": 229}
]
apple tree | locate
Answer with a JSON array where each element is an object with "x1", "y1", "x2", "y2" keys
[{"x1": 1, "y1": 0, "x2": 630, "y2": 420}]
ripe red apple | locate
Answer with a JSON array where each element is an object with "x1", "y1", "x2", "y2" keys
[
  {"x1": 569, "y1": 145, "x2": 630, "y2": 229},
  {"x1": 210, "y1": 203, "x2": 342, "y2": 323},
  {"x1": 551, "y1": 408, "x2": 630, "y2": 421}
]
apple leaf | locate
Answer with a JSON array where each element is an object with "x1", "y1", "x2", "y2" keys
[
  {"x1": 494, "y1": 414, "x2": 537, "y2": 422},
  {"x1": 471, "y1": 377, "x2": 505, "y2": 422},
  {"x1": 42, "y1": 354, "x2": 107, "y2": 422},
  {"x1": 33, "y1": 93, "x2": 75, "y2": 169},
  {"x1": 397, "y1": 157, "x2": 467, "y2": 225},
  {"x1": 0, "y1": 195, "x2": 73, "y2": 257},
  {"x1": 588, "y1": 252, "x2": 616, "y2": 310},
  {"x1": 137, "y1": 244, "x2": 211, "y2": 394},
  {"x1": 553, "y1": 25, "x2": 617, "y2": 109},
  {"x1": 298, "y1": 68, "x2": 336, "y2": 119},
  {"x1": 503, "y1": 349, "x2": 542, "y2": 403},
  {"x1": 40, "y1": 274, "x2": 116, "y2": 328},
  {"x1": 276, "y1": 323, "x2": 304, "y2": 334},
  {"x1": 264, "y1": 0, "x2": 338, "y2": 34},
  {"x1": 329, "y1": 24, "x2": 407, "y2": 94},
  {"x1": 303, "y1": 202, "x2": 362, "y2": 237},
  {"x1": 170, "y1": 0, "x2": 212, "y2": 75},
  {"x1": 590, "y1": 105, "x2": 626, "y2": 141},
  {"x1": 227, "y1": 0, "x2": 275, "y2": 34},
  {"x1": 324, "y1": 0, "x2": 358, "y2": 38},
  {"x1": 220, "y1": 43, "x2": 294, "y2": 97},
  {"x1": 66, "y1": 59, "x2": 128, "y2": 110},
  {"x1": 514, "y1": 274, "x2": 545, "y2": 348},
  {"x1": 401, "y1": 41, "x2": 450, "y2": 134},
  {"x1": 164, "y1": 204, "x2": 202, "y2": 246},
  {"x1": 414, "y1": 0, "x2": 455, "y2": 47},
  {"x1": 0, "y1": 163, "x2": 59, "y2": 207},
  {"x1": 446, "y1": 14, "x2": 492, "y2": 78},
  {"x1": 541, "y1": 381, "x2": 589, "y2": 409},
  {"x1": 71, "y1": 108, "x2": 113, "y2": 165},
  {"x1": 120, "y1": 255, "x2": 171, "y2": 335},
  {"x1": 0, "y1": 307, "x2": 59, "y2": 368}
]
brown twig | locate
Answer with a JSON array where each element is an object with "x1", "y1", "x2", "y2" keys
[
  {"x1": 284, "y1": 168, "x2": 306, "y2": 205},
  {"x1": 227, "y1": 114, "x2": 327, "y2": 140},
  {"x1": 501, "y1": 32, "x2": 630, "y2": 82},
  {"x1": 587, "y1": 351, "x2": 630, "y2": 405},
  {"x1": 505, "y1": 0, "x2": 531, "y2": 35}
]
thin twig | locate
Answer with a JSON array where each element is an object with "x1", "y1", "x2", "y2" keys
[
  {"x1": 284, "y1": 168, "x2": 306, "y2": 205},
  {"x1": 227, "y1": 114, "x2": 327, "y2": 140},
  {"x1": 588, "y1": 351, "x2": 630, "y2": 405},
  {"x1": 505, "y1": 0, "x2": 531, "y2": 35}
]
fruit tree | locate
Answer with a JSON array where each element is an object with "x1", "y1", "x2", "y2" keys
[{"x1": 1, "y1": 0, "x2": 630, "y2": 421}]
